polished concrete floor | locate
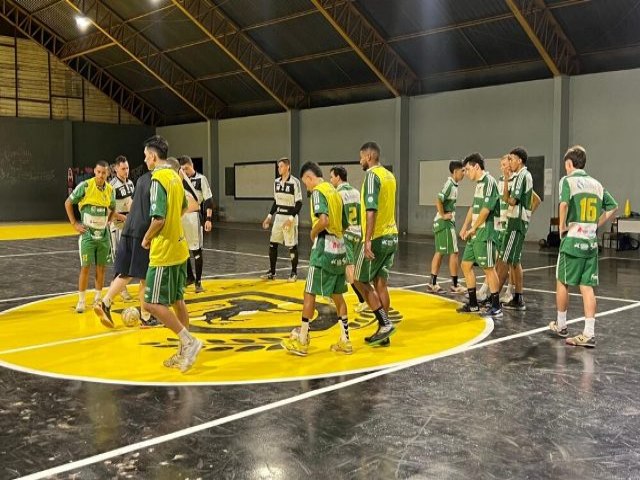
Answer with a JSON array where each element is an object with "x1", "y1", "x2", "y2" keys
[{"x1": 1, "y1": 223, "x2": 639, "y2": 480}]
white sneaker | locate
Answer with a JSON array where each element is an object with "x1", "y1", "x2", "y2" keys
[
  {"x1": 500, "y1": 290, "x2": 514, "y2": 304},
  {"x1": 426, "y1": 283, "x2": 443, "y2": 293},
  {"x1": 75, "y1": 301, "x2": 85, "y2": 313},
  {"x1": 178, "y1": 338, "x2": 203, "y2": 373},
  {"x1": 449, "y1": 285, "x2": 467, "y2": 294},
  {"x1": 354, "y1": 302, "x2": 369, "y2": 313},
  {"x1": 121, "y1": 290, "x2": 133, "y2": 302}
]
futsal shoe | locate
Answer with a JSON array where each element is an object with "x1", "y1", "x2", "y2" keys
[
  {"x1": 364, "y1": 331, "x2": 391, "y2": 347},
  {"x1": 449, "y1": 285, "x2": 467, "y2": 295},
  {"x1": 75, "y1": 300, "x2": 85, "y2": 314},
  {"x1": 354, "y1": 302, "x2": 369, "y2": 313},
  {"x1": 281, "y1": 337, "x2": 309, "y2": 356},
  {"x1": 456, "y1": 303, "x2": 480, "y2": 314},
  {"x1": 330, "y1": 339, "x2": 353, "y2": 354},
  {"x1": 140, "y1": 316, "x2": 162, "y2": 328},
  {"x1": 260, "y1": 271, "x2": 276, "y2": 280},
  {"x1": 502, "y1": 298, "x2": 526, "y2": 311},
  {"x1": 548, "y1": 321, "x2": 568, "y2": 338},
  {"x1": 500, "y1": 286, "x2": 515, "y2": 304},
  {"x1": 482, "y1": 305, "x2": 503, "y2": 318},
  {"x1": 288, "y1": 273, "x2": 297, "y2": 282},
  {"x1": 178, "y1": 338, "x2": 204, "y2": 373},
  {"x1": 194, "y1": 282, "x2": 205, "y2": 293},
  {"x1": 566, "y1": 334, "x2": 596, "y2": 348},
  {"x1": 121, "y1": 290, "x2": 134, "y2": 302},
  {"x1": 366, "y1": 325, "x2": 396, "y2": 346},
  {"x1": 426, "y1": 283, "x2": 443, "y2": 294},
  {"x1": 163, "y1": 352, "x2": 182, "y2": 369},
  {"x1": 93, "y1": 301, "x2": 114, "y2": 328}
]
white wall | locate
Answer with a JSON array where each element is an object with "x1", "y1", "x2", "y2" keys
[
  {"x1": 218, "y1": 113, "x2": 289, "y2": 223},
  {"x1": 570, "y1": 69, "x2": 640, "y2": 213},
  {"x1": 409, "y1": 79, "x2": 556, "y2": 241},
  {"x1": 157, "y1": 121, "x2": 209, "y2": 168}
]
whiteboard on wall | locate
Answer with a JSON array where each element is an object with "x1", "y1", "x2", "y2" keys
[
  {"x1": 419, "y1": 157, "x2": 545, "y2": 207},
  {"x1": 234, "y1": 161, "x2": 277, "y2": 199}
]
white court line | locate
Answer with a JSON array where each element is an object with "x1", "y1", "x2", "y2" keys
[
  {"x1": 15, "y1": 299, "x2": 640, "y2": 480},
  {"x1": 0, "y1": 250, "x2": 76, "y2": 258},
  {"x1": 0, "y1": 330, "x2": 133, "y2": 355}
]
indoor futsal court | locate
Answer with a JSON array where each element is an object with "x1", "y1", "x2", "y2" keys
[{"x1": 2, "y1": 0, "x2": 640, "y2": 479}]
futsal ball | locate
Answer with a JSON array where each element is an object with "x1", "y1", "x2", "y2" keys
[{"x1": 121, "y1": 307, "x2": 140, "y2": 328}]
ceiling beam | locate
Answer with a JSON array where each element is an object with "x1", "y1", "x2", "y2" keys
[
  {"x1": 505, "y1": 0, "x2": 579, "y2": 75},
  {"x1": 58, "y1": 31, "x2": 112, "y2": 60},
  {"x1": 170, "y1": 0, "x2": 307, "y2": 110},
  {"x1": 0, "y1": 0, "x2": 163, "y2": 125},
  {"x1": 64, "y1": 0, "x2": 226, "y2": 120},
  {"x1": 310, "y1": 0, "x2": 419, "y2": 97}
]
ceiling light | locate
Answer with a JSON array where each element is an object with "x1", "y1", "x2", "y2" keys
[{"x1": 75, "y1": 15, "x2": 92, "y2": 31}]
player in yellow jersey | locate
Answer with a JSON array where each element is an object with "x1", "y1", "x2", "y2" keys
[
  {"x1": 140, "y1": 136, "x2": 203, "y2": 373},
  {"x1": 354, "y1": 142, "x2": 398, "y2": 346},
  {"x1": 281, "y1": 162, "x2": 352, "y2": 356},
  {"x1": 65, "y1": 160, "x2": 115, "y2": 313}
]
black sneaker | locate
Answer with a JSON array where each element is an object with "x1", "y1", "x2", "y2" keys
[
  {"x1": 456, "y1": 303, "x2": 480, "y2": 313},
  {"x1": 194, "y1": 282, "x2": 204, "y2": 293},
  {"x1": 93, "y1": 301, "x2": 114, "y2": 328},
  {"x1": 366, "y1": 325, "x2": 396, "y2": 345},
  {"x1": 260, "y1": 272, "x2": 276, "y2": 280},
  {"x1": 364, "y1": 335, "x2": 391, "y2": 347},
  {"x1": 502, "y1": 299, "x2": 526, "y2": 311},
  {"x1": 482, "y1": 305, "x2": 503, "y2": 318},
  {"x1": 140, "y1": 316, "x2": 162, "y2": 329}
]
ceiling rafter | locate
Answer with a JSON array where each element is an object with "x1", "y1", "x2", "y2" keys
[
  {"x1": 505, "y1": 0, "x2": 580, "y2": 75},
  {"x1": 310, "y1": 0, "x2": 419, "y2": 97},
  {"x1": 0, "y1": 0, "x2": 163, "y2": 125},
  {"x1": 63, "y1": 0, "x2": 226, "y2": 119},
  {"x1": 170, "y1": 0, "x2": 307, "y2": 110}
]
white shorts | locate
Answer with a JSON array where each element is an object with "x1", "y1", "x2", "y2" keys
[
  {"x1": 270, "y1": 214, "x2": 298, "y2": 247},
  {"x1": 182, "y1": 212, "x2": 203, "y2": 250}
]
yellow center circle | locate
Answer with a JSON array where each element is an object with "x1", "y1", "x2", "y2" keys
[{"x1": 0, "y1": 279, "x2": 492, "y2": 385}]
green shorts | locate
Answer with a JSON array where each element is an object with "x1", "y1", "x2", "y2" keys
[
  {"x1": 556, "y1": 252, "x2": 599, "y2": 287},
  {"x1": 343, "y1": 234, "x2": 360, "y2": 265},
  {"x1": 462, "y1": 237, "x2": 496, "y2": 269},
  {"x1": 499, "y1": 229, "x2": 525, "y2": 265},
  {"x1": 434, "y1": 226, "x2": 458, "y2": 255},
  {"x1": 354, "y1": 235, "x2": 398, "y2": 283},
  {"x1": 305, "y1": 266, "x2": 347, "y2": 296},
  {"x1": 144, "y1": 262, "x2": 187, "y2": 305},
  {"x1": 78, "y1": 233, "x2": 111, "y2": 267}
]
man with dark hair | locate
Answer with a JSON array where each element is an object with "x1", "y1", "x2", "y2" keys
[
  {"x1": 261, "y1": 157, "x2": 303, "y2": 281},
  {"x1": 329, "y1": 166, "x2": 367, "y2": 313},
  {"x1": 549, "y1": 145, "x2": 617, "y2": 347},
  {"x1": 426, "y1": 160, "x2": 466, "y2": 294},
  {"x1": 65, "y1": 160, "x2": 115, "y2": 313},
  {"x1": 354, "y1": 142, "x2": 398, "y2": 346},
  {"x1": 141, "y1": 135, "x2": 203, "y2": 372},
  {"x1": 94, "y1": 142, "x2": 163, "y2": 328},
  {"x1": 281, "y1": 162, "x2": 352, "y2": 356},
  {"x1": 457, "y1": 153, "x2": 502, "y2": 317},
  {"x1": 109, "y1": 155, "x2": 135, "y2": 302},
  {"x1": 178, "y1": 155, "x2": 213, "y2": 293}
]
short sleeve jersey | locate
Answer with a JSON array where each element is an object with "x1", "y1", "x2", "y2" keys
[
  {"x1": 68, "y1": 178, "x2": 115, "y2": 240},
  {"x1": 309, "y1": 181, "x2": 346, "y2": 274},
  {"x1": 110, "y1": 176, "x2": 135, "y2": 213},
  {"x1": 122, "y1": 172, "x2": 152, "y2": 238},
  {"x1": 273, "y1": 175, "x2": 303, "y2": 216},
  {"x1": 506, "y1": 167, "x2": 534, "y2": 233},
  {"x1": 471, "y1": 171, "x2": 500, "y2": 242},
  {"x1": 433, "y1": 177, "x2": 458, "y2": 233},
  {"x1": 496, "y1": 173, "x2": 515, "y2": 233},
  {"x1": 559, "y1": 169, "x2": 617, "y2": 258},
  {"x1": 361, "y1": 165, "x2": 398, "y2": 240},
  {"x1": 186, "y1": 172, "x2": 213, "y2": 205},
  {"x1": 337, "y1": 182, "x2": 362, "y2": 240}
]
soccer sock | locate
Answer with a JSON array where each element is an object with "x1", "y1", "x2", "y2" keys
[
  {"x1": 339, "y1": 316, "x2": 350, "y2": 342},
  {"x1": 452, "y1": 275, "x2": 459, "y2": 287},
  {"x1": 78, "y1": 291, "x2": 86, "y2": 302},
  {"x1": 584, "y1": 318, "x2": 595, "y2": 337},
  {"x1": 468, "y1": 288, "x2": 478, "y2": 307},
  {"x1": 430, "y1": 274, "x2": 437, "y2": 286},
  {"x1": 178, "y1": 327, "x2": 194, "y2": 345},
  {"x1": 194, "y1": 249, "x2": 203, "y2": 282},
  {"x1": 513, "y1": 292, "x2": 522, "y2": 303},
  {"x1": 289, "y1": 246, "x2": 298, "y2": 275},
  {"x1": 269, "y1": 243, "x2": 278, "y2": 274},
  {"x1": 373, "y1": 308, "x2": 391, "y2": 328},
  {"x1": 299, "y1": 317, "x2": 310, "y2": 343},
  {"x1": 557, "y1": 311, "x2": 567, "y2": 329},
  {"x1": 351, "y1": 284, "x2": 365, "y2": 303},
  {"x1": 103, "y1": 296, "x2": 112, "y2": 308},
  {"x1": 186, "y1": 257, "x2": 195, "y2": 281},
  {"x1": 491, "y1": 292, "x2": 500, "y2": 309},
  {"x1": 94, "y1": 289, "x2": 102, "y2": 302}
]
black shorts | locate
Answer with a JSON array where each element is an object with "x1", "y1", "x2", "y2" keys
[{"x1": 114, "y1": 235, "x2": 150, "y2": 279}]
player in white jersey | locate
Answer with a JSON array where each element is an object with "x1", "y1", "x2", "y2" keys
[
  {"x1": 109, "y1": 156, "x2": 135, "y2": 301},
  {"x1": 261, "y1": 158, "x2": 303, "y2": 282},
  {"x1": 179, "y1": 156, "x2": 214, "y2": 293}
]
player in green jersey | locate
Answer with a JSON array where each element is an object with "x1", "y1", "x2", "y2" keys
[{"x1": 548, "y1": 146, "x2": 617, "y2": 347}]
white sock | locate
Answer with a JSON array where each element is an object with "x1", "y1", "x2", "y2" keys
[
  {"x1": 103, "y1": 296, "x2": 112, "y2": 308},
  {"x1": 338, "y1": 316, "x2": 349, "y2": 342},
  {"x1": 78, "y1": 291, "x2": 86, "y2": 302},
  {"x1": 178, "y1": 327, "x2": 194, "y2": 344},
  {"x1": 299, "y1": 320, "x2": 310, "y2": 344},
  {"x1": 94, "y1": 290, "x2": 101, "y2": 302},
  {"x1": 557, "y1": 311, "x2": 567, "y2": 329},
  {"x1": 584, "y1": 318, "x2": 595, "y2": 337},
  {"x1": 141, "y1": 310, "x2": 150, "y2": 321}
]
